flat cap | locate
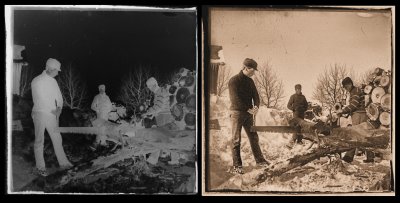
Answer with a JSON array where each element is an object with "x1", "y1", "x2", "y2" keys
[{"x1": 243, "y1": 58, "x2": 258, "y2": 70}]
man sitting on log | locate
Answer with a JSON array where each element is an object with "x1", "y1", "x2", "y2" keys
[
  {"x1": 142, "y1": 77, "x2": 177, "y2": 130},
  {"x1": 336, "y1": 77, "x2": 375, "y2": 163}
]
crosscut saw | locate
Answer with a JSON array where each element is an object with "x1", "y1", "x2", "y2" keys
[{"x1": 250, "y1": 125, "x2": 303, "y2": 133}]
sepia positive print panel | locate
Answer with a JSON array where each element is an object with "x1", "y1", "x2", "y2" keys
[
  {"x1": 6, "y1": 5, "x2": 198, "y2": 194},
  {"x1": 203, "y1": 6, "x2": 394, "y2": 195}
]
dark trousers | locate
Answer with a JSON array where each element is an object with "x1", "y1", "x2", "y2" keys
[
  {"x1": 231, "y1": 111, "x2": 266, "y2": 167},
  {"x1": 291, "y1": 111, "x2": 305, "y2": 143}
]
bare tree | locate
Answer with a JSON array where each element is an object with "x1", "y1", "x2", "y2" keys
[
  {"x1": 312, "y1": 64, "x2": 354, "y2": 109},
  {"x1": 216, "y1": 63, "x2": 232, "y2": 97},
  {"x1": 117, "y1": 65, "x2": 152, "y2": 114},
  {"x1": 254, "y1": 62, "x2": 285, "y2": 108},
  {"x1": 57, "y1": 63, "x2": 89, "y2": 110}
]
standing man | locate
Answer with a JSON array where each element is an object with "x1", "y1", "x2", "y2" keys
[
  {"x1": 91, "y1": 84, "x2": 113, "y2": 146},
  {"x1": 31, "y1": 58, "x2": 73, "y2": 176},
  {"x1": 91, "y1": 84, "x2": 113, "y2": 121},
  {"x1": 336, "y1": 77, "x2": 374, "y2": 163},
  {"x1": 228, "y1": 58, "x2": 269, "y2": 174},
  {"x1": 286, "y1": 84, "x2": 309, "y2": 149}
]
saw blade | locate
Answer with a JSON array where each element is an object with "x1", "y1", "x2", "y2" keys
[
  {"x1": 250, "y1": 126, "x2": 316, "y2": 133},
  {"x1": 55, "y1": 127, "x2": 102, "y2": 135},
  {"x1": 250, "y1": 126, "x2": 298, "y2": 133}
]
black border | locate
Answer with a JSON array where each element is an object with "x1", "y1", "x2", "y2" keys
[{"x1": 2, "y1": 2, "x2": 398, "y2": 201}]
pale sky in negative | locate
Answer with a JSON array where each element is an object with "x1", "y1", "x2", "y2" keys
[{"x1": 210, "y1": 7, "x2": 392, "y2": 106}]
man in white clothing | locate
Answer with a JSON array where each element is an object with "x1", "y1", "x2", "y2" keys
[
  {"x1": 31, "y1": 58, "x2": 73, "y2": 177},
  {"x1": 142, "y1": 77, "x2": 175, "y2": 128},
  {"x1": 91, "y1": 84, "x2": 112, "y2": 120},
  {"x1": 91, "y1": 84, "x2": 112, "y2": 146}
]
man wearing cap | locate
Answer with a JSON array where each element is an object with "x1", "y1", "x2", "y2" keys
[
  {"x1": 91, "y1": 84, "x2": 112, "y2": 121},
  {"x1": 286, "y1": 84, "x2": 309, "y2": 149},
  {"x1": 142, "y1": 77, "x2": 176, "y2": 129},
  {"x1": 31, "y1": 58, "x2": 73, "y2": 176},
  {"x1": 228, "y1": 58, "x2": 270, "y2": 174},
  {"x1": 91, "y1": 84, "x2": 113, "y2": 147},
  {"x1": 337, "y1": 77, "x2": 374, "y2": 163}
]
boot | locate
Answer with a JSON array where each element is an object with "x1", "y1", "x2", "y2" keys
[{"x1": 285, "y1": 140, "x2": 295, "y2": 149}]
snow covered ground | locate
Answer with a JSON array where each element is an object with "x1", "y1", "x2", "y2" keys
[{"x1": 208, "y1": 95, "x2": 392, "y2": 193}]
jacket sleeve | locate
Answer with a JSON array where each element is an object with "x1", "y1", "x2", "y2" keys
[
  {"x1": 55, "y1": 80, "x2": 63, "y2": 108},
  {"x1": 303, "y1": 95, "x2": 309, "y2": 110},
  {"x1": 31, "y1": 79, "x2": 38, "y2": 106},
  {"x1": 251, "y1": 80, "x2": 260, "y2": 108},
  {"x1": 105, "y1": 95, "x2": 113, "y2": 112},
  {"x1": 228, "y1": 78, "x2": 238, "y2": 107},
  {"x1": 91, "y1": 95, "x2": 99, "y2": 112},
  {"x1": 146, "y1": 90, "x2": 167, "y2": 116},
  {"x1": 342, "y1": 88, "x2": 361, "y2": 114},
  {"x1": 287, "y1": 95, "x2": 294, "y2": 111}
]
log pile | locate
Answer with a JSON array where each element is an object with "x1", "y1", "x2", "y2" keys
[
  {"x1": 363, "y1": 67, "x2": 392, "y2": 129},
  {"x1": 169, "y1": 68, "x2": 196, "y2": 130}
]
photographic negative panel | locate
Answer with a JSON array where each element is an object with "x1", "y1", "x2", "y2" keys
[{"x1": 6, "y1": 5, "x2": 198, "y2": 194}]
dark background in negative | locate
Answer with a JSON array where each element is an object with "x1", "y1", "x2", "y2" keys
[{"x1": 13, "y1": 9, "x2": 196, "y2": 101}]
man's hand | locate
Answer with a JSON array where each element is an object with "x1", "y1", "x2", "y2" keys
[
  {"x1": 51, "y1": 107, "x2": 62, "y2": 120},
  {"x1": 247, "y1": 106, "x2": 259, "y2": 115},
  {"x1": 141, "y1": 112, "x2": 153, "y2": 119},
  {"x1": 336, "y1": 109, "x2": 343, "y2": 117}
]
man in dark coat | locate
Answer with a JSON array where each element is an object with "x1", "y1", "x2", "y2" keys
[
  {"x1": 228, "y1": 58, "x2": 269, "y2": 174},
  {"x1": 286, "y1": 84, "x2": 308, "y2": 149},
  {"x1": 337, "y1": 77, "x2": 374, "y2": 163}
]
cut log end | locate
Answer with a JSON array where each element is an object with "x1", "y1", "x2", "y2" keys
[
  {"x1": 380, "y1": 75, "x2": 390, "y2": 87},
  {"x1": 366, "y1": 103, "x2": 382, "y2": 121},
  {"x1": 364, "y1": 85, "x2": 373, "y2": 94},
  {"x1": 380, "y1": 94, "x2": 391, "y2": 111},
  {"x1": 379, "y1": 111, "x2": 391, "y2": 126},
  {"x1": 371, "y1": 87, "x2": 385, "y2": 104}
]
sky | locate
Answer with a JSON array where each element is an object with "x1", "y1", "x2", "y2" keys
[
  {"x1": 209, "y1": 7, "x2": 392, "y2": 106},
  {"x1": 10, "y1": 6, "x2": 197, "y2": 101}
]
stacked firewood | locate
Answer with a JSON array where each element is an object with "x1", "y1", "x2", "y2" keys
[
  {"x1": 363, "y1": 67, "x2": 391, "y2": 128},
  {"x1": 169, "y1": 68, "x2": 196, "y2": 130}
]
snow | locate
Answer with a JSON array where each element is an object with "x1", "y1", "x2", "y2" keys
[{"x1": 209, "y1": 96, "x2": 392, "y2": 193}]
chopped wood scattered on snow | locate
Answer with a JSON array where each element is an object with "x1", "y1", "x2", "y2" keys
[{"x1": 242, "y1": 122, "x2": 390, "y2": 187}]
